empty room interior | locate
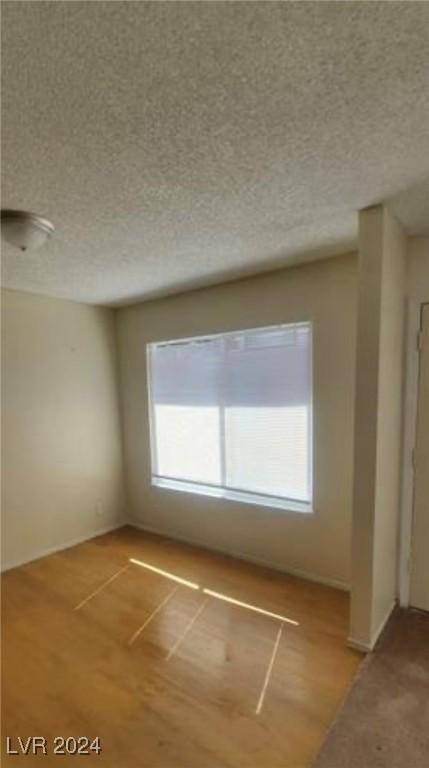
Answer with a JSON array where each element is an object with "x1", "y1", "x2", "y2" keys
[{"x1": 1, "y1": 2, "x2": 429, "y2": 766}]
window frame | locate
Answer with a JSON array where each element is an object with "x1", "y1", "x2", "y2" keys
[{"x1": 146, "y1": 322, "x2": 314, "y2": 514}]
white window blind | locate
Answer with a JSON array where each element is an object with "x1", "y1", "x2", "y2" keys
[{"x1": 148, "y1": 323, "x2": 312, "y2": 509}]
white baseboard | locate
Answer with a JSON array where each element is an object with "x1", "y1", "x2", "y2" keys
[
  {"x1": 371, "y1": 599, "x2": 397, "y2": 647},
  {"x1": 0, "y1": 521, "x2": 127, "y2": 573},
  {"x1": 347, "y1": 637, "x2": 372, "y2": 653},
  {"x1": 1, "y1": 516, "x2": 351, "y2": 594},
  {"x1": 128, "y1": 519, "x2": 350, "y2": 592},
  {"x1": 348, "y1": 599, "x2": 396, "y2": 653}
]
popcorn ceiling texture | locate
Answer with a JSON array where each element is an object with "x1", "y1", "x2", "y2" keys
[{"x1": 1, "y1": 1, "x2": 429, "y2": 306}]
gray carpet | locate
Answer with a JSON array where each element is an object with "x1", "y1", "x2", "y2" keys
[{"x1": 314, "y1": 608, "x2": 429, "y2": 768}]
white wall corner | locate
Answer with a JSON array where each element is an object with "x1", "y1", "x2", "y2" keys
[
  {"x1": 348, "y1": 599, "x2": 396, "y2": 653},
  {"x1": 0, "y1": 522, "x2": 126, "y2": 573},
  {"x1": 350, "y1": 204, "x2": 406, "y2": 650}
]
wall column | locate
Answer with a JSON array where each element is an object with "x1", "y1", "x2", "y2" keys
[{"x1": 350, "y1": 205, "x2": 406, "y2": 650}]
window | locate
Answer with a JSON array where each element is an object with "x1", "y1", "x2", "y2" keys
[{"x1": 147, "y1": 323, "x2": 313, "y2": 512}]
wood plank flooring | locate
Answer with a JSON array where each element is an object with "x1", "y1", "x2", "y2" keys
[{"x1": 1, "y1": 526, "x2": 361, "y2": 767}]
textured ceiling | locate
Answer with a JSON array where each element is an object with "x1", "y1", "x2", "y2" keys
[{"x1": 1, "y1": 1, "x2": 429, "y2": 306}]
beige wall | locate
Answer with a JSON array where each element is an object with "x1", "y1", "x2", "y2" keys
[
  {"x1": 350, "y1": 206, "x2": 406, "y2": 649},
  {"x1": 116, "y1": 253, "x2": 357, "y2": 589},
  {"x1": 399, "y1": 235, "x2": 429, "y2": 606},
  {"x1": 1, "y1": 289, "x2": 125, "y2": 569},
  {"x1": 372, "y1": 210, "x2": 406, "y2": 631},
  {"x1": 406, "y1": 235, "x2": 429, "y2": 303}
]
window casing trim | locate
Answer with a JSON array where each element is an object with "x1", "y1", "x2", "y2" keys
[
  {"x1": 147, "y1": 321, "x2": 313, "y2": 513},
  {"x1": 148, "y1": 321, "x2": 311, "y2": 349},
  {"x1": 152, "y1": 475, "x2": 313, "y2": 514}
]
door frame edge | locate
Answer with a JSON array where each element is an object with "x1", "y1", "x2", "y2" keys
[{"x1": 399, "y1": 299, "x2": 427, "y2": 607}]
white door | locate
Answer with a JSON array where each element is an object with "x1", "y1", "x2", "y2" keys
[{"x1": 410, "y1": 303, "x2": 429, "y2": 612}]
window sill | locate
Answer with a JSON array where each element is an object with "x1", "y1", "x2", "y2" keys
[{"x1": 151, "y1": 476, "x2": 313, "y2": 514}]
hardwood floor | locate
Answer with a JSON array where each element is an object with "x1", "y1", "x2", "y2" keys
[{"x1": 1, "y1": 526, "x2": 361, "y2": 767}]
